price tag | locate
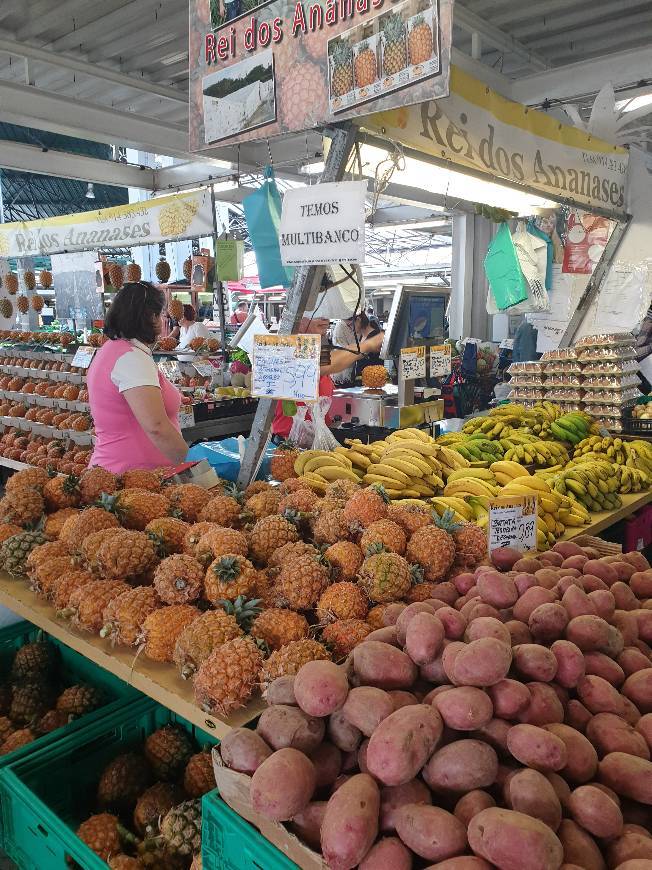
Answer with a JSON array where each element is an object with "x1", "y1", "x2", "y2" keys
[
  {"x1": 251, "y1": 334, "x2": 320, "y2": 401},
  {"x1": 488, "y1": 495, "x2": 538, "y2": 555},
  {"x1": 71, "y1": 346, "x2": 96, "y2": 369},
  {"x1": 400, "y1": 346, "x2": 426, "y2": 381},
  {"x1": 193, "y1": 361, "x2": 216, "y2": 378},
  {"x1": 178, "y1": 405, "x2": 195, "y2": 429},
  {"x1": 429, "y1": 344, "x2": 452, "y2": 378}
]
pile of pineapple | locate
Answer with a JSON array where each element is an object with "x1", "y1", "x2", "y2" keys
[
  {"x1": 75, "y1": 723, "x2": 211, "y2": 868},
  {"x1": 0, "y1": 458, "x2": 489, "y2": 723}
]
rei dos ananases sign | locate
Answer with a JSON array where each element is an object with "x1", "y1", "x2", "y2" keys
[{"x1": 189, "y1": 0, "x2": 452, "y2": 151}]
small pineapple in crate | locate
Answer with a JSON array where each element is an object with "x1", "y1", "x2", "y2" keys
[
  {"x1": 361, "y1": 364, "x2": 388, "y2": 389},
  {"x1": 183, "y1": 257, "x2": 193, "y2": 281},
  {"x1": 194, "y1": 636, "x2": 263, "y2": 715},
  {"x1": 125, "y1": 262, "x2": 142, "y2": 283},
  {"x1": 270, "y1": 440, "x2": 300, "y2": 481},
  {"x1": 156, "y1": 258, "x2": 171, "y2": 283},
  {"x1": 145, "y1": 724, "x2": 194, "y2": 780}
]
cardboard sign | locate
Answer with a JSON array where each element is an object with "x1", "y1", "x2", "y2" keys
[
  {"x1": 430, "y1": 343, "x2": 452, "y2": 378},
  {"x1": 71, "y1": 346, "x2": 96, "y2": 369},
  {"x1": 251, "y1": 334, "x2": 320, "y2": 402},
  {"x1": 193, "y1": 361, "x2": 218, "y2": 378},
  {"x1": 216, "y1": 239, "x2": 244, "y2": 281},
  {"x1": 280, "y1": 181, "x2": 366, "y2": 266},
  {"x1": 489, "y1": 495, "x2": 538, "y2": 554},
  {"x1": 400, "y1": 345, "x2": 426, "y2": 381}
]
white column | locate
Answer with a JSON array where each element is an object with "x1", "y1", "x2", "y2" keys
[{"x1": 449, "y1": 214, "x2": 474, "y2": 340}]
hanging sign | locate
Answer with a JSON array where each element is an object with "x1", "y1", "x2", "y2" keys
[
  {"x1": 280, "y1": 181, "x2": 366, "y2": 266},
  {"x1": 216, "y1": 239, "x2": 244, "y2": 281},
  {"x1": 188, "y1": 0, "x2": 452, "y2": 151},
  {"x1": 251, "y1": 334, "x2": 320, "y2": 401},
  {"x1": 70, "y1": 346, "x2": 96, "y2": 369},
  {"x1": 429, "y1": 343, "x2": 452, "y2": 377},
  {"x1": 0, "y1": 191, "x2": 214, "y2": 258},
  {"x1": 400, "y1": 345, "x2": 426, "y2": 380},
  {"x1": 488, "y1": 495, "x2": 538, "y2": 554}
]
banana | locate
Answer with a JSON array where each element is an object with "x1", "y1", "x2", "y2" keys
[
  {"x1": 539, "y1": 494, "x2": 562, "y2": 514},
  {"x1": 446, "y1": 468, "x2": 496, "y2": 483},
  {"x1": 367, "y1": 463, "x2": 410, "y2": 485},
  {"x1": 294, "y1": 450, "x2": 331, "y2": 474},
  {"x1": 363, "y1": 474, "x2": 406, "y2": 490},
  {"x1": 490, "y1": 460, "x2": 530, "y2": 479},
  {"x1": 318, "y1": 465, "x2": 360, "y2": 482},
  {"x1": 391, "y1": 439, "x2": 438, "y2": 456},
  {"x1": 432, "y1": 497, "x2": 473, "y2": 521},
  {"x1": 344, "y1": 440, "x2": 376, "y2": 456},
  {"x1": 444, "y1": 478, "x2": 499, "y2": 498},
  {"x1": 303, "y1": 454, "x2": 349, "y2": 474},
  {"x1": 438, "y1": 445, "x2": 470, "y2": 468},
  {"x1": 425, "y1": 473, "x2": 445, "y2": 489},
  {"x1": 510, "y1": 475, "x2": 552, "y2": 494},
  {"x1": 407, "y1": 478, "x2": 435, "y2": 496},
  {"x1": 383, "y1": 449, "x2": 432, "y2": 476},
  {"x1": 381, "y1": 456, "x2": 424, "y2": 478},
  {"x1": 390, "y1": 427, "x2": 430, "y2": 442},
  {"x1": 347, "y1": 451, "x2": 371, "y2": 469},
  {"x1": 302, "y1": 472, "x2": 328, "y2": 493}
]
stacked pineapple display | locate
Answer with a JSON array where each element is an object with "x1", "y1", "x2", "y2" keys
[{"x1": 0, "y1": 459, "x2": 490, "y2": 724}]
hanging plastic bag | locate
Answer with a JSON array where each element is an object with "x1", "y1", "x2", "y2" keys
[
  {"x1": 242, "y1": 166, "x2": 294, "y2": 289},
  {"x1": 484, "y1": 222, "x2": 530, "y2": 311},
  {"x1": 288, "y1": 403, "x2": 315, "y2": 448},
  {"x1": 310, "y1": 396, "x2": 339, "y2": 451},
  {"x1": 510, "y1": 222, "x2": 551, "y2": 313}
]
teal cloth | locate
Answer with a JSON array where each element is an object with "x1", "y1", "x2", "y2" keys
[
  {"x1": 484, "y1": 222, "x2": 529, "y2": 311},
  {"x1": 242, "y1": 166, "x2": 295, "y2": 289}
]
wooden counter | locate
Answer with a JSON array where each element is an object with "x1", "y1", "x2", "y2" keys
[{"x1": 561, "y1": 491, "x2": 652, "y2": 540}]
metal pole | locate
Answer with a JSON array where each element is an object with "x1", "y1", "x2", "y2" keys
[
  {"x1": 210, "y1": 185, "x2": 229, "y2": 382},
  {"x1": 237, "y1": 124, "x2": 357, "y2": 487}
]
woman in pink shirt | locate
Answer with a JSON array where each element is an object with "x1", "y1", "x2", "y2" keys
[{"x1": 88, "y1": 282, "x2": 188, "y2": 473}]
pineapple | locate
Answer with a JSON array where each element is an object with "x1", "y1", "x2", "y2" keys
[
  {"x1": 361, "y1": 365, "x2": 388, "y2": 389},
  {"x1": 17, "y1": 295, "x2": 29, "y2": 314},
  {"x1": 96, "y1": 530, "x2": 158, "y2": 579},
  {"x1": 0, "y1": 486, "x2": 44, "y2": 526},
  {"x1": 59, "y1": 507, "x2": 120, "y2": 550},
  {"x1": 0, "y1": 523, "x2": 23, "y2": 544},
  {"x1": 109, "y1": 856, "x2": 144, "y2": 870},
  {"x1": 109, "y1": 264, "x2": 124, "y2": 290},
  {"x1": 261, "y1": 639, "x2": 330, "y2": 688},
  {"x1": 360, "y1": 519, "x2": 407, "y2": 555},
  {"x1": 0, "y1": 299, "x2": 13, "y2": 319},
  {"x1": 77, "y1": 815, "x2": 124, "y2": 862},
  {"x1": 184, "y1": 750, "x2": 216, "y2": 798},
  {"x1": 101, "y1": 586, "x2": 161, "y2": 646},
  {"x1": 24, "y1": 271, "x2": 36, "y2": 290},
  {"x1": 204, "y1": 554, "x2": 258, "y2": 603},
  {"x1": 121, "y1": 469, "x2": 161, "y2": 491},
  {"x1": 140, "y1": 605, "x2": 200, "y2": 662},
  {"x1": 268, "y1": 540, "x2": 320, "y2": 571},
  {"x1": 134, "y1": 782, "x2": 184, "y2": 837},
  {"x1": 10, "y1": 640, "x2": 58, "y2": 682},
  {"x1": 279, "y1": 60, "x2": 327, "y2": 131},
  {"x1": 358, "y1": 552, "x2": 413, "y2": 602},
  {"x1": 382, "y1": 13, "x2": 407, "y2": 75},
  {"x1": 275, "y1": 553, "x2": 330, "y2": 610},
  {"x1": 182, "y1": 522, "x2": 221, "y2": 556},
  {"x1": 408, "y1": 15, "x2": 433, "y2": 65},
  {"x1": 51, "y1": 570, "x2": 94, "y2": 610},
  {"x1": 79, "y1": 466, "x2": 119, "y2": 504},
  {"x1": 156, "y1": 259, "x2": 172, "y2": 283},
  {"x1": 277, "y1": 488, "x2": 319, "y2": 515},
  {"x1": 4, "y1": 273, "x2": 18, "y2": 295},
  {"x1": 1, "y1": 529, "x2": 47, "y2": 576},
  {"x1": 169, "y1": 297, "x2": 184, "y2": 321},
  {"x1": 30, "y1": 555, "x2": 75, "y2": 597},
  {"x1": 436, "y1": 509, "x2": 487, "y2": 569},
  {"x1": 6, "y1": 467, "x2": 49, "y2": 493},
  {"x1": 251, "y1": 608, "x2": 309, "y2": 651},
  {"x1": 330, "y1": 40, "x2": 354, "y2": 97},
  {"x1": 278, "y1": 477, "x2": 311, "y2": 496},
  {"x1": 166, "y1": 484, "x2": 213, "y2": 522},
  {"x1": 31, "y1": 294, "x2": 45, "y2": 312},
  {"x1": 64, "y1": 580, "x2": 130, "y2": 632},
  {"x1": 366, "y1": 603, "x2": 389, "y2": 630},
  {"x1": 316, "y1": 581, "x2": 368, "y2": 623},
  {"x1": 195, "y1": 528, "x2": 248, "y2": 565},
  {"x1": 160, "y1": 799, "x2": 202, "y2": 859},
  {"x1": 97, "y1": 753, "x2": 152, "y2": 812},
  {"x1": 322, "y1": 618, "x2": 371, "y2": 659},
  {"x1": 183, "y1": 258, "x2": 193, "y2": 282},
  {"x1": 198, "y1": 495, "x2": 241, "y2": 527},
  {"x1": 26, "y1": 540, "x2": 69, "y2": 573},
  {"x1": 39, "y1": 270, "x2": 53, "y2": 289},
  {"x1": 405, "y1": 581, "x2": 446, "y2": 602},
  {"x1": 248, "y1": 515, "x2": 299, "y2": 565},
  {"x1": 311, "y1": 509, "x2": 351, "y2": 546},
  {"x1": 406, "y1": 522, "x2": 456, "y2": 582},
  {"x1": 0, "y1": 717, "x2": 14, "y2": 743},
  {"x1": 1, "y1": 727, "x2": 35, "y2": 755},
  {"x1": 153, "y1": 554, "x2": 204, "y2": 604},
  {"x1": 173, "y1": 609, "x2": 243, "y2": 679},
  {"x1": 244, "y1": 489, "x2": 281, "y2": 520},
  {"x1": 342, "y1": 485, "x2": 389, "y2": 530},
  {"x1": 145, "y1": 725, "x2": 194, "y2": 781},
  {"x1": 43, "y1": 474, "x2": 80, "y2": 511},
  {"x1": 387, "y1": 502, "x2": 433, "y2": 535},
  {"x1": 10, "y1": 682, "x2": 53, "y2": 725},
  {"x1": 146, "y1": 517, "x2": 190, "y2": 556},
  {"x1": 79, "y1": 527, "x2": 123, "y2": 574},
  {"x1": 111, "y1": 489, "x2": 170, "y2": 530},
  {"x1": 244, "y1": 480, "x2": 271, "y2": 499},
  {"x1": 44, "y1": 507, "x2": 80, "y2": 540},
  {"x1": 194, "y1": 636, "x2": 263, "y2": 715},
  {"x1": 323, "y1": 541, "x2": 364, "y2": 580},
  {"x1": 125, "y1": 262, "x2": 142, "y2": 283},
  {"x1": 323, "y1": 479, "x2": 360, "y2": 504},
  {"x1": 56, "y1": 684, "x2": 103, "y2": 717},
  {"x1": 354, "y1": 41, "x2": 377, "y2": 87},
  {"x1": 270, "y1": 441, "x2": 299, "y2": 482},
  {"x1": 35, "y1": 710, "x2": 70, "y2": 735}
]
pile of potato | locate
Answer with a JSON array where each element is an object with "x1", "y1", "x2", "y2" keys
[{"x1": 218, "y1": 540, "x2": 652, "y2": 870}]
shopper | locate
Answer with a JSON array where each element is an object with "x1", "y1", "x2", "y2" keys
[
  {"x1": 87, "y1": 282, "x2": 188, "y2": 473},
  {"x1": 172, "y1": 305, "x2": 212, "y2": 349},
  {"x1": 331, "y1": 312, "x2": 385, "y2": 387},
  {"x1": 230, "y1": 301, "x2": 249, "y2": 325}
]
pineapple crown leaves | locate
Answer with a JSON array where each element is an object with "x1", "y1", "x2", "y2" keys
[
  {"x1": 383, "y1": 11, "x2": 406, "y2": 36},
  {"x1": 409, "y1": 563, "x2": 425, "y2": 585},
  {"x1": 276, "y1": 439, "x2": 297, "y2": 453},
  {"x1": 369, "y1": 483, "x2": 391, "y2": 505},
  {"x1": 95, "y1": 491, "x2": 126, "y2": 521},
  {"x1": 145, "y1": 531, "x2": 170, "y2": 559},
  {"x1": 281, "y1": 508, "x2": 306, "y2": 527},
  {"x1": 364, "y1": 540, "x2": 388, "y2": 557},
  {"x1": 218, "y1": 595, "x2": 262, "y2": 632},
  {"x1": 223, "y1": 482, "x2": 245, "y2": 505},
  {"x1": 433, "y1": 507, "x2": 464, "y2": 534},
  {"x1": 212, "y1": 555, "x2": 245, "y2": 581}
]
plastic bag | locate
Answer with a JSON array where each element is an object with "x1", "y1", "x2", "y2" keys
[
  {"x1": 288, "y1": 404, "x2": 315, "y2": 449},
  {"x1": 484, "y1": 223, "x2": 530, "y2": 312},
  {"x1": 242, "y1": 166, "x2": 294, "y2": 289},
  {"x1": 310, "y1": 397, "x2": 339, "y2": 451}
]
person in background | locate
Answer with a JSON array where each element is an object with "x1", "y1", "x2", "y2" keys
[
  {"x1": 331, "y1": 312, "x2": 385, "y2": 387},
  {"x1": 272, "y1": 317, "x2": 384, "y2": 438},
  {"x1": 87, "y1": 282, "x2": 188, "y2": 473},
  {"x1": 169, "y1": 305, "x2": 212, "y2": 350},
  {"x1": 230, "y1": 301, "x2": 249, "y2": 325}
]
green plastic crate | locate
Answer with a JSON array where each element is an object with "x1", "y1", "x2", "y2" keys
[
  {"x1": 0, "y1": 699, "x2": 218, "y2": 870},
  {"x1": 202, "y1": 790, "x2": 298, "y2": 870}
]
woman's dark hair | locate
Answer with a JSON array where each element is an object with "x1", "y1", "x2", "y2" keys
[
  {"x1": 183, "y1": 304, "x2": 196, "y2": 322},
  {"x1": 104, "y1": 281, "x2": 165, "y2": 345}
]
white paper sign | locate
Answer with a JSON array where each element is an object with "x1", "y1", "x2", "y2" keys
[
  {"x1": 71, "y1": 346, "x2": 96, "y2": 369},
  {"x1": 430, "y1": 344, "x2": 452, "y2": 378},
  {"x1": 400, "y1": 346, "x2": 426, "y2": 381},
  {"x1": 178, "y1": 405, "x2": 195, "y2": 429},
  {"x1": 489, "y1": 495, "x2": 538, "y2": 554},
  {"x1": 251, "y1": 334, "x2": 320, "y2": 402},
  {"x1": 279, "y1": 181, "x2": 366, "y2": 266}
]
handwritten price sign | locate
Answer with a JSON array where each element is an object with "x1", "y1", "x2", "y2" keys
[
  {"x1": 488, "y1": 495, "x2": 538, "y2": 555},
  {"x1": 430, "y1": 344, "x2": 452, "y2": 378},
  {"x1": 400, "y1": 345, "x2": 426, "y2": 381},
  {"x1": 251, "y1": 334, "x2": 320, "y2": 402}
]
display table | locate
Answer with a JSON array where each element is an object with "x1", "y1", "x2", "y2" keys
[
  {"x1": 561, "y1": 491, "x2": 652, "y2": 541},
  {"x1": 0, "y1": 573, "x2": 265, "y2": 738}
]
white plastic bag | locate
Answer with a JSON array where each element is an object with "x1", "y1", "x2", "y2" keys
[
  {"x1": 310, "y1": 396, "x2": 339, "y2": 451},
  {"x1": 288, "y1": 403, "x2": 314, "y2": 448}
]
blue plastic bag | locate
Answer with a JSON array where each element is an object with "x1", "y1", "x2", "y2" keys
[
  {"x1": 187, "y1": 438, "x2": 276, "y2": 481},
  {"x1": 242, "y1": 166, "x2": 294, "y2": 289}
]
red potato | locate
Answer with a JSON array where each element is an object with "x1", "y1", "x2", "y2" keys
[
  {"x1": 310, "y1": 742, "x2": 342, "y2": 789},
  {"x1": 623, "y1": 669, "x2": 652, "y2": 714},
  {"x1": 477, "y1": 572, "x2": 518, "y2": 608},
  {"x1": 473, "y1": 716, "x2": 511, "y2": 754},
  {"x1": 514, "y1": 557, "x2": 544, "y2": 573},
  {"x1": 568, "y1": 785, "x2": 623, "y2": 840},
  {"x1": 611, "y1": 583, "x2": 639, "y2": 612},
  {"x1": 514, "y1": 587, "x2": 557, "y2": 623},
  {"x1": 256, "y1": 705, "x2": 325, "y2": 753},
  {"x1": 636, "y1": 714, "x2": 652, "y2": 751},
  {"x1": 543, "y1": 723, "x2": 598, "y2": 783},
  {"x1": 289, "y1": 801, "x2": 327, "y2": 850},
  {"x1": 505, "y1": 619, "x2": 533, "y2": 645},
  {"x1": 636, "y1": 610, "x2": 652, "y2": 643},
  {"x1": 610, "y1": 561, "x2": 637, "y2": 581},
  {"x1": 517, "y1": 682, "x2": 564, "y2": 725},
  {"x1": 566, "y1": 615, "x2": 612, "y2": 652},
  {"x1": 250, "y1": 748, "x2": 316, "y2": 821},
  {"x1": 396, "y1": 602, "x2": 438, "y2": 645},
  {"x1": 512, "y1": 644, "x2": 558, "y2": 682},
  {"x1": 421, "y1": 653, "x2": 448, "y2": 685},
  {"x1": 562, "y1": 555, "x2": 589, "y2": 571},
  {"x1": 507, "y1": 723, "x2": 567, "y2": 771},
  {"x1": 366, "y1": 626, "x2": 399, "y2": 645},
  {"x1": 265, "y1": 676, "x2": 297, "y2": 706},
  {"x1": 357, "y1": 739, "x2": 370, "y2": 774},
  {"x1": 293, "y1": 661, "x2": 349, "y2": 717},
  {"x1": 465, "y1": 602, "x2": 501, "y2": 623},
  {"x1": 321, "y1": 774, "x2": 380, "y2": 870},
  {"x1": 529, "y1": 603, "x2": 569, "y2": 643},
  {"x1": 353, "y1": 642, "x2": 417, "y2": 690},
  {"x1": 552, "y1": 541, "x2": 585, "y2": 558},
  {"x1": 395, "y1": 804, "x2": 467, "y2": 863},
  {"x1": 599, "y1": 752, "x2": 652, "y2": 805},
  {"x1": 588, "y1": 589, "x2": 616, "y2": 621},
  {"x1": 623, "y1": 552, "x2": 651, "y2": 571},
  {"x1": 545, "y1": 771, "x2": 572, "y2": 810},
  {"x1": 488, "y1": 679, "x2": 531, "y2": 719},
  {"x1": 431, "y1": 582, "x2": 459, "y2": 606},
  {"x1": 341, "y1": 687, "x2": 394, "y2": 737},
  {"x1": 541, "y1": 551, "x2": 564, "y2": 568},
  {"x1": 452, "y1": 637, "x2": 512, "y2": 687},
  {"x1": 551, "y1": 640, "x2": 586, "y2": 688},
  {"x1": 577, "y1": 675, "x2": 637, "y2": 720},
  {"x1": 405, "y1": 612, "x2": 445, "y2": 666},
  {"x1": 389, "y1": 690, "x2": 419, "y2": 710},
  {"x1": 383, "y1": 603, "x2": 406, "y2": 626},
  {"x1": 583, "y1": 575, "x2": 609, "y2": 593},
  {"x1": 468, "y1": 807, "x2": 564, "y2": 870},
  {"x1": 592, "y1": 782, "x2": 621, "y2": 806},
  {"x1": 465, "y1": 616, "x2": 511, "y2": 646},
  {"x1": 558, "y1": 819, "x2": 606, "y2": 870},
  {"x1": 503, "y1": 768, "x2": 562, "y2": 830},
  {"x1": 366, "y1": 704, "x2": 443, "y2": 786},
  {"x1": 612, "y1": 861, "x2": 652, "y2": 870},
  {"x1": 453, "y1": 572, "x2": 476, "y2": 595},
  {"x1": 454, "y1": 790, "x2": 496, "y2": 827},
  {"x1": 565, "y1": 699, "x2": 593, "y2": 732},
  {"x1": 536, "y1": 568, "x2": 561, "y2": 590},
  {"x1": 423, "y1": 859, "x2": 492, "y2": 869},
  {"x1": 607, "y1": 833, "x2": 652, "y2": 868},
  {"x1": 514, "y1": 572, "x2": 538, "y2": 596},
  {"x1": 584, "y1": 560, "x2": 619, "y2": 586},
  {"x1": 328, "y1": 710, "x2": 363, "y2": 753},
  {"x1": 584, "y1": 652, "x2": 626, "y2": 686},
  {"x1": 423, "y1": 739, "x2": 498, "y2": 793},
  {"x1": 434, "y1": 686, "x2": 493, "y2": 730},
  {"x1": 491, "y1": 547, "x2": 522, "y2": 571},
  {"x1": 613, "y1": 612, "x2": 639, "y2": 646},
  {"x1": 631, "y1": 570, "x2": 652, "y2": 599},
  {"x1": 562, "y1": 585, "x2": 597, "y2": 619},
  {"x1": 442, "y1": 642, "x2": 466, "y2": 683},
  {"x1": 219, "y1": 728, "x2": 272, "y2": 774},
  {"x1": 358, "y1": 836, "x2": 412, "y2": 870},
  {"x1": 380, "y1": 779, "x2": 432, "y2": 833},
  {"x1": 436, "y1": 607, "x2": 467, "y2": 640},
  {"x1": 619, "y1": 648, "x2": 651, "y2": 677}
]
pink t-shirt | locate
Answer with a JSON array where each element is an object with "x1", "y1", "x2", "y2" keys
[{"x1": 88, "y1": 338, "x2": 182, "y2": 473}]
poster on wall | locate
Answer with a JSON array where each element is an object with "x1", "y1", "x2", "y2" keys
[
  {"x1": 189, "y1": 0, "x2": 452, "y2": 152},
  {"x1": 51, "y1": 252, "x2": 103, "y2": 325}
]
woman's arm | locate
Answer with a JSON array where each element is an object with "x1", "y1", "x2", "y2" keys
[
  {"x1": 320, "y1": 331, "x2": 385, "y2": 376},
  {"x1": 122, "y1": 386, "x2": 188, "y2": 465}
]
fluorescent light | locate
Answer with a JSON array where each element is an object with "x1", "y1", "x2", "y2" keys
[
  {"x1": 85, "y1": 183, "x2": 95, "y2": 200},
  {"x1": 371, "y1": 217, "x2": 449, "y2": 231},
  {"x1": 300, "y1": 160, "x2": 325, "y2": 175},
  {"x1": 358, "y1": 144, "x2": 558, "y2": 216}
]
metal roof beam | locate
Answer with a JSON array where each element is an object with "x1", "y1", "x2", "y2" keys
[
  {"x1": 454, "y1": 4, "x2": 550, "y2": 71},
  {"x1": 450, "y1": 46, "x2": 513, "y2": 97},
  {"x1": 509, "y1": 0, "x2": 651, "y2": 38},
  {"x1": 87, "y1": 8, "x2": 188, "y2": 62},
  {"x1": 47, "y1": 0, "x2": 164, "y2": 52},
  {"x1": 527, "y1": 9, "x2": 652, "y2": 50}
]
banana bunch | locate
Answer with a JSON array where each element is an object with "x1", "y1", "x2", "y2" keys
[
  {"x1": 550, "y1": 458, "x2": 622, "y2": 513},
  {"x1": 616, "y1": 465, "x2": 650, "y2": 494},
  {"x1": 443, "y1": 468, "x2": 500, "y2": 499},
  {"x1": 549, "y1": 412, "x2": 591, "y2": 445},
  {"x1": 499, "y1": 473, "x2": 586, "y2": 545},
  {"x1": 574, "y1": 436, "x2": 652, "y2": 478},
  {"x1": 450, "y1": 435, "x2": 504, "y2": 463},
  {"x1": 498, "y1": 432, "x2": 568, "y2": 468},
  {"x1": 293, "y1": 449, "x2": 361, "y2": 492},
  {"x1": 490, "y1": 460, "x2": 532, "y2": 486}
]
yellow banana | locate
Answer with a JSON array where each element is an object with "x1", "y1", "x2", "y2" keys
[
  {"x1": 390, "y1": 439, "x2": 438, "y2": 456},
  {"x1": 425, "y1": 473, "x2": 445, "y2": 489},
  {"x1": 381, "y1": 456, "x2": 424, "y2": 478},
  {"x1": 363, "y1": 474, "x2": 406, "y2": 489},
  {"x1": 510, "y1": 474, "x2": 552, "y2": 494},
  {"x1": 302, "y1": 472, "x2": 328, "y2": 493},
  {"x1": 303, "y1": 454, "x2": 349, "y2": 474},
  {"x1": 294, "y1": 450, "x2": 332, "y2": 474},
  {"x1": 317, "y1": 465, "x2": 360, "y2": 482},
  {"x1": 444, "y1": 478, "x2": 499, "y2": 498},
  {"x1": 390, "y1": 427, "x2": 430, "y2": 443},
  {"x1": 383, "y1": 449, "x2": 432, "y2": 476},
  {"x1": 432, "y1": 497, "x2": 473, "y2": 521},
  {"x1": 490, "y1": 460, "x2": 531, "y2": 479},
  {"x1": 347, "y1": 451, "x2": 371, "y2": 469},
  {"x1": 446, "y1": 468, "x2": 496, "y2": 483},
  {"x1": 437, "y1": 445, "x2": 470, "y2": 468},
  {"x1": 344, "y1": 440, "x2": 376, "y2": 456},
  {"x1": 367, "y1": 463, "x2": 410, "y2": 485},
  {"x1": 407, "y1": 478, "x2": 435, "y2": 496}
]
